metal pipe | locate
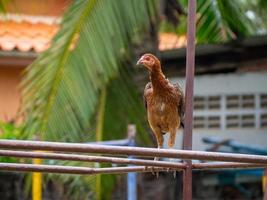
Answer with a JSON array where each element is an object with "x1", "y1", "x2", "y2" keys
[
  {"x1": 192, "y1": 162, "x2": 267, "y2": 170},
  {"x1": 127, "y1": 124, "x2": 137, "y2": 200},
  {"x1": 1, "y1": 150, "x2": 265, "y2": 170},
  {"x1": 0, "y1": 150, "x2": 186, "y2": 169},
  {"x1": 183, "y1": 0, "x2": 196, "y2": 199},
  {"x1": 264, "y1": 169, "x2": 267, "y2": 200},
  {"x1": 0, "y1": 163, "x2": 172, "y2": 175},
  {"x1": 0, "y1": 140, "x2": 267, "y2": 164},
  {"x1": 183, "y1": 0, "x2": 196, "y2": 152}
]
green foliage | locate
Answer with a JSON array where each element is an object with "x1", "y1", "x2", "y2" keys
[
  {"x1": 0, "y1": 121, "x2": 21, "y2": 162},
  {"x1": 103, "y1": 67, "x2": 149, "y2": 144},
  {"x1": 0, "y1": 0, "x2": 9, "y2": 13},
  {"x1": 45, "y1": 161, "x2": 95, "y2": 200},
  {"x1": 21, "y1": 0, "x2": 154, "y2": 142},
  {"x1": 20, "y1": 0, "x2": 155, "y2": 199},
  {"x1": 99, "y1": 67, "x2": 150, "y2": 200},
  {"x1": 160, "y1": 0, "x2": 267, "y2": 44}
]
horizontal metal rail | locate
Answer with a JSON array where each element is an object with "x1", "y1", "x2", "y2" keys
[
  {"x1": 0, "y1": 139, "x2": 267, "y2": 164},
  {"x1": 192, "y1": 162, "x2": 267, "y2": 170},
  {"x1": 0, "y1": 163, "x2": 169, "y2": 175},
  {"x1": 0, "y1": 149, "x2": 265, "y2": 172},
  {"x1": 0, "y1": 161, "x2": 265, "y2": 174},
  {"x1": 0, "y1": 150, "x2": 186, "y2": 169}
]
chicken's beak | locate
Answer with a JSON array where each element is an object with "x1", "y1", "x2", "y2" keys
[{"x1": 136, "y1": 58, "x2": 143, "y2": 66}]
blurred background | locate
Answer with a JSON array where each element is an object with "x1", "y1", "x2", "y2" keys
[{"x1": 0, "y1": 0, "x2": 267, "y2": 199}]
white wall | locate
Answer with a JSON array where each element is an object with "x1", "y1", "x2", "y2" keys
[{"x1": 163, "y1": 72, "x2": 267, "y2": 151}]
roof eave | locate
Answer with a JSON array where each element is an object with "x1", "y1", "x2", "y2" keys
[{"x1": 0, "y1": 51, "x2": 37, "y2": 67}]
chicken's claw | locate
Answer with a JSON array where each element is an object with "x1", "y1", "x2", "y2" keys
[
  {"x1": 173, "y1": 170, "x2": 177, "y2": 179},
  {"x1": 152, "y1": 157, "x2": 159, "y2": 178},
  {"x1": 169, "y1": 158, "x2": 177, "y2": 179}
]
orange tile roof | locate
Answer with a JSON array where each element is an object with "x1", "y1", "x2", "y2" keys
[
  {"x1": 0, "y1": 15, "x2": 59, "y2": 53},
  {"x1": 158, "y1": 33, "x2": 187, "y2": 51},
  {"x1": 0, "y1": 14, "x2": 185, "y2": 53}
]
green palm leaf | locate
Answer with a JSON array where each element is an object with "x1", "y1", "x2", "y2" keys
[
  {"x1": 0, "y1": 0, "x2": 9, "y2": 13},
  {"x1": 20, "y1": 0, "x2": 155, "y2": 199},
  {"x1": 21, "y1": 0, "x2": 155, "y2": 142},
  {"x1": 161, "y1": 0, "x2": 264, "y2": 44}
]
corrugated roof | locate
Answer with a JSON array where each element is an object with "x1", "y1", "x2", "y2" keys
[{"x1": 0, "y1": 14, "x2": 59, "y2": 53}]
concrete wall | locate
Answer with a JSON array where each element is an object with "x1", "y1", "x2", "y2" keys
[
  {"x1": 165, "y1": 72, "x2": 267, "y2": 151},
  {"x1": 0, "y1": 67, "x2": 23, "y2": 121}
]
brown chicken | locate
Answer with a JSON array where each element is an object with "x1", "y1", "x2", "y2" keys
[{"x1": 137, "y1": 53, "x2": 185, "y2": 161}]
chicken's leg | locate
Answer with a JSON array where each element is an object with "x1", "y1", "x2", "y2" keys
[
  {"x1": 153, "y1": 127, "x2": 164, "y2": 160},
  {"x1": 168, "y1": 128, "x2": 178, "y2": 178},
  {"x1": 151, "y1": 127, "x2": 163, "y2": 178}
]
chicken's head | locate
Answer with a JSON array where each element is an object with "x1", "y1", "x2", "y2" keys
[{"x1": 136, "y1": 53, "x2": 161, "y2": 71}]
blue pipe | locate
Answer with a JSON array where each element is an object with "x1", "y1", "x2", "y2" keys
[
  {"x1": 127, "y1": 137, "x2": 137, "y2": 200},
  {"x1": 203, "y1": 137, "x2": 267, "y2": 155}
]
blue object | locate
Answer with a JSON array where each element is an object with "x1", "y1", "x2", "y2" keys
[
  {"x1": 202, "y1": 137, "x2": 266, "y2": 196},
  {"x1": 203, "y1": 137, "x2": 267, "y2": 155},
  {"x1": 127, "y1": 137, "x2": 137, "y2": 200}
]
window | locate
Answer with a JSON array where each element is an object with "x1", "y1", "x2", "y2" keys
[
  {"x1": 194, "y1": 97, "x2": 205, "y2": 110},
  {"x1": 261, "y1": 114, "x2": 267, "y2": 128},
  {"x1": 242, "y1": 95, "x2": 254, "y2": 108},
  {"x1": 207, "y1": 116, "x2": 220, "y2": 128},
  {"x1": 194, "y1": 116, "x2": 205, "y2": 129},
  {"x1": 226, "y1": 115, "x2": 239, "y2": 128},
  {"x1": 208, "y1": 96, "x2": 220, "y2": 110},
  {"x1": 261, "y1": 94, "x2": 267, "y2": 108},
  {"x1": 241, "y1": 114, "x2": 255, "y2": 128},
  {"x1": 193, "y1": 93, "x2": 267, "y2": 130},
  {"x1": 226, "y1": 95, "x2": 239, "y2": 109},
  {"x1": 194, "y1": 116, "x2": 220, "y2": 129}
]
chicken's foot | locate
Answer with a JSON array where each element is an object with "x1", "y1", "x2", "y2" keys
[{"x1": 169, "y1": 159, "x2": 177, "y2": 178}]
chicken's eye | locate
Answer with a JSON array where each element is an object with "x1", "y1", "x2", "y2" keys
[{"x1": 145, "y1": 57, "x2": 150, "y2": 61}]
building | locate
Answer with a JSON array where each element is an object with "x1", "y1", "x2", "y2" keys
[
  {"x1": 0, "y1": 0, "x2": 68, "y2": 121},
  {"x1": 159, "y1": 36, "x2": 267, "y2": 150}
]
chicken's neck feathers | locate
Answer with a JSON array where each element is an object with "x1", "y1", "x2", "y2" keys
[{"x1": 150, "y1": 67, "x2": 169, "y2": 94}]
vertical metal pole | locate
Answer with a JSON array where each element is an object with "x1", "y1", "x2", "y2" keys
[
  {"x1": 264, "y1": 169, "x2": 267, "y2": 200},
  {"x1": 127, "y1": 125, "x2": 137, "y2": 200},
  {"x1": 183, "y1": 0, "x2": 196, "y2": 200}
]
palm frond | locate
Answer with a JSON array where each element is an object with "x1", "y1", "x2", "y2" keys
[
  {"x1": 0, "y1": 0, "x2": 9, "y2": 13},
  {"x1": 21, "y1": 0, "x2": 155, "y2": 199},
  {"x1": 21, "y1": 0, "x2": 155, "y2": 142},
  {"x1": 216, "y1": 0, "x2": 256, "y2": 38},
  {"x1": 103, "y1": 67, "x2": 149, "y2": 144},
  {"x1": 161, "y1": 0, "x2": 264, "y2": 44},
  {"x1": 258, "y1": 0, "x2": 267, "y2": 11}
]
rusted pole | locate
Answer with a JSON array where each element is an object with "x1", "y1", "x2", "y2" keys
[
  {"x1": 0, "y1": 149, "x2": 266, "y2": 170},
  {"x1": 192, "y1": 162, "x2": 267, "y2": 169},
  {"x1": 0, "y1": 163, "x2": 178, "y2": 175},
  {"x1": 0, "y1": 140, "x2": 267, "y2": 164},
  {"x1": 264, "y1": 169, "x2": 267, "y2": 200},
  {"x1": 0, "y1": 149, "x2": 186, "y2": 169},
  {"x1": 183, "y1": 0, "x2": 196, "y2": 199}
]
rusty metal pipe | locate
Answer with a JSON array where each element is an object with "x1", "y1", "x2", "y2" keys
[
  {"x1": 0, "y1": 150, "x2": 186, "y2": 169},
  {"x1": 0, "y1": 163, "x2": 173, "y2": 175},
  {"x1": 0, "y1": 140, "x2": 267, "y2": 164},
  {"x1": 183, "y1": 0, "x2": 196, "y2": 199},
  {"x1": 192, "y1": 162, "x2": 267, "y2": 170}
]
